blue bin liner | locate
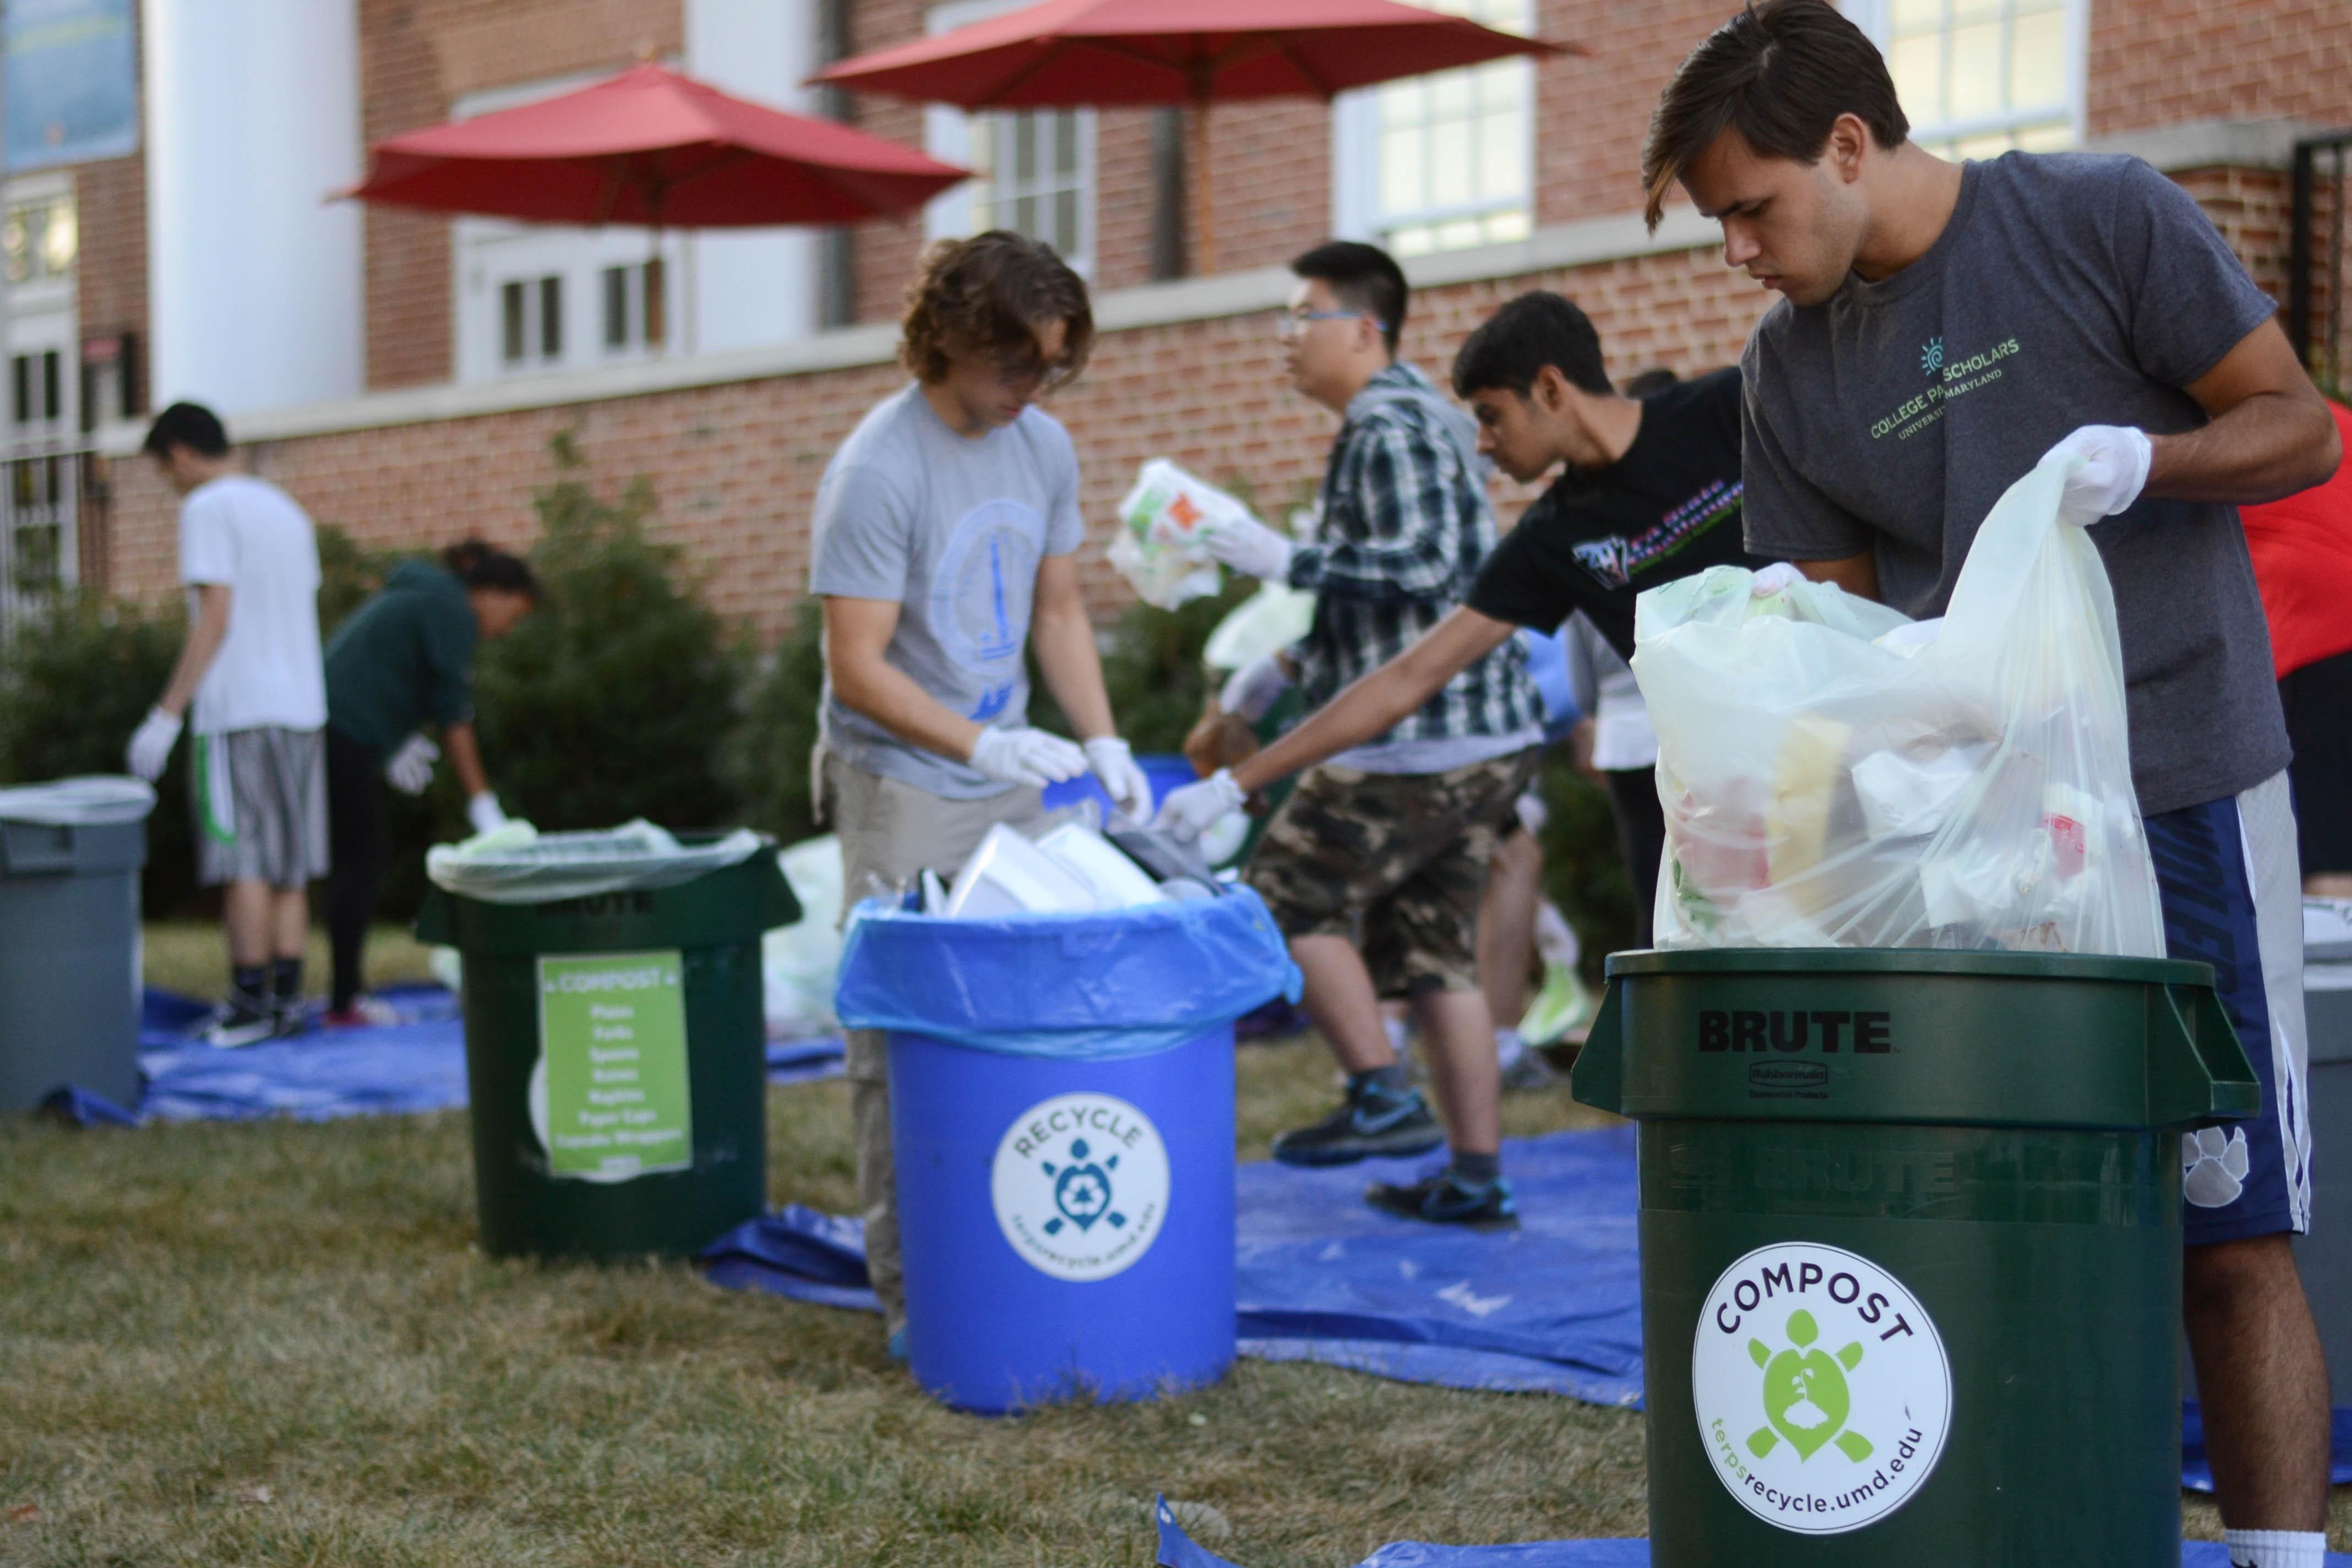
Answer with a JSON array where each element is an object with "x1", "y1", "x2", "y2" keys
[{"x1": 836, "y1": 884, "x2": 1300, "y2": 1058}]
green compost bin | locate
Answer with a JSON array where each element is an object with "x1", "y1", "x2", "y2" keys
[
  {"x1": 416, "y1": 845, "x2": 798, "y2": 1261},
  {"x1": 1570, "y1": 948, "x2": 2256, "y2": 1567}
]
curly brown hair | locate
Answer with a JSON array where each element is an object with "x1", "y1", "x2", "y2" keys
[{"x1": 899, "y1": 231, "x2": 1093, "y2": 393}]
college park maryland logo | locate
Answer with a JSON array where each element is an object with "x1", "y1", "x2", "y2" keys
[
  {"x1": 991, "y1": 1092, "x2": 1169, "y2": 1282},
  {"x1": 1691, "y1": 1242, "x2": 1952, "y2": 1535}
]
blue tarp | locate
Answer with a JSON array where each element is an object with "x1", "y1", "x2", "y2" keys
[
  {"x1": 836, "y1": 888, "x2": 1302, "y2": 1059},
  {"x1": 1150, "y1": 1499, "x2": 2352, "y2": 1568},
  {"x1": 705, "y1": 1126, "x2": 2352, "y2": 1489},
  {"x1": 45, "y1": 986, "x2": 844, "y2": 1125}
]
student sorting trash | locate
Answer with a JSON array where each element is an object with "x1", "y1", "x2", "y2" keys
[
  {"x1": 124, "y1": 401, "x2": 330, "y2": 1047},
  {"x1": 322, "y1": 540, "x2": 538, "y2": 1025},
  {"x1": 1645, "y1": 3, "x2": 2342, "y2": 1558},
  {"x1": 1167, "y1": 241, "x2": 1544, "y2": 1229},
  {"x1": 810, "y1": 230, "x2": 1152, "y2": 1356}
]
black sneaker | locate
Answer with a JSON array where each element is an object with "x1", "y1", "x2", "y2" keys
[
  {"x1": 200, "y1": 994, "x2": 279, "y2": 1049},
  {"x1": 1365, "y1": 1168, "x2": 1520, "y2": 1231},
  {"x1": 1270, "y1": 1084, "x2": 1443, "y2": 1167}
]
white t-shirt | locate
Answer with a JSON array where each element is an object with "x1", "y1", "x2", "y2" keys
[{"x1": 178, "y1": 474, "x2": 326, "y2": 735}]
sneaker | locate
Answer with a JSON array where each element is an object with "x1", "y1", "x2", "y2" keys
[
  {"x1": 322, "y1": 995, "x2": 402, "y2": 1030},
  {"x1": 1270, "y1": 1082, "x2": 1443, "y2": 1167},
  {"x1": 200, "y1": 996, "x2": 280, "y2": 1049},
  {"x1": 1499, "y1": 1050, "x2": 1557, "y2": 1093},
  {"x1": 1365, "y1": 1168, "x2": 1520, "y2": 1231}
]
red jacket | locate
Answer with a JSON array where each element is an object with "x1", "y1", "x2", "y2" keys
[{"x1": 2240, "y1": 398, "x2": 2352, "y2": 679}]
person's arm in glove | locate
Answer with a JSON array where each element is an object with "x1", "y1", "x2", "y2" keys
[
  {"x1": 2046, "y1": 320, "x2": 2338, "y2": 525},
  {"x1": 440, "y1": 721, "x2": 505, "y2": 830},
  {"x1": 126, "y1": 582, "x2": 233, "y2": 780},
  {"x1": 384, "y1": 734, "x2": 440, "y2": 795},
  {"x1": 1197, "y1": 512, "x2": 1294, "y2": 583},
  {"x1": 1028, "y1": 553, "x2": 1150, "y2": 816}
]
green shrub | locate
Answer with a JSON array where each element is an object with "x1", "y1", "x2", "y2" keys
[
  {"x1": 727, "y1": 597, "x2": 827, "y2": 844},
  {"x1": 0, "y1": 592, "x2": 200, "y2": 916},
  {"x1": 473, "y1": 433, "x2": 744, "y2": 834}
]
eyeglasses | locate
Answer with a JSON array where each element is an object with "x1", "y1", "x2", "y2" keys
[{"x1": 1274, "y1": 307, "x2": 1380, "y2": 341}]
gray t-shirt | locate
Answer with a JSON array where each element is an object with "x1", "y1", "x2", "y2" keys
[
  {"x1": 1741, "y1": 152, "x2": 2290, "y2": 816},
  {"x1": 809, "y1": 384, "x2": 1086, "y2": 798}
]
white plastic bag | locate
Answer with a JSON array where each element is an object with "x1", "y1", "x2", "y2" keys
[
  {"x1": 1109, "y1": 459, "x2": 1254, "y2": 609},
  {"x1": 764, "y1": 835, "x2": 845, "y2": 1039},
  {"x1": 425, "y1": 819, "x2": 766, "y2": 904},
  {"x1": 1631, "y1": 450, "x2": 2165, "y2": 957}
]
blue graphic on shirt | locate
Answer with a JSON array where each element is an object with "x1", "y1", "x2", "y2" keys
[{"x1": 930, "y1": 499, "x2": 1044, "y2": 719}]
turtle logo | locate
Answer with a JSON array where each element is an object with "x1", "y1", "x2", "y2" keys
[
  {"x1": 1041, "y1": 1137, "x2": 1126, "y2": 1235},
  {"x1": 1747, "y1": 1309, "x2": 1874, "y2": 1462}
]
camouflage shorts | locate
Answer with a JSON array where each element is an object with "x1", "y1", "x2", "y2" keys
[{"x1": 1245, "y1": 748, "x2": 1541, "y2": 997}]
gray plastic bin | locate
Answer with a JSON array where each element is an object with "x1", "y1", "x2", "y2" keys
[{"x1": 0, "y1": 777, "x2": 154, "y2": 1112}]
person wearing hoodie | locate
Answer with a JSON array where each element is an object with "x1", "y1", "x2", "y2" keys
[
  {"x1": 320, "y1": 541, "x2": 538, "y2": 1026},
  {"x1": 1181, "y1": 241, "x2": 1543, "y2": 1229}
]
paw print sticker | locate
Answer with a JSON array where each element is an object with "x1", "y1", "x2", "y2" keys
[{"x1": 2182, "y1": 1126, "x2": 2250, "y2": 1208}]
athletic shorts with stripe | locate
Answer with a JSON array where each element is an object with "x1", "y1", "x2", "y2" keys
[
  {"x1": 2147, "y1": 770, "x2": 2313, "y2": 1244},
  {"x1": 192, "y1": 726, "x2": 330, "y2": 889}
]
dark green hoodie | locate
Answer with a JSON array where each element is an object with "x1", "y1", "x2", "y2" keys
[{"x1": 325, "y1": 559, "x2": 477, "y2": 755}]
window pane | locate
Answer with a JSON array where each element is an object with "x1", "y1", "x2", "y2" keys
[
  {"x1": 42, "y1": 200, "x2": 75, "y2": 275},
  {"x1": 1012, "y1": 114, "x2": 1037, "y2": 187},
  {"x1": 502, "y1": 282, "x2": 525, "y2": 363},
  {"x1": 1434, "y1": 217, "x2": 1481, "y2": 252},
  {"x1": 540, "y1": 276, "x2": 563, "y2": 360},
  {"x1": 1012, "y1": 192, "x2": 1036, "y2": 236},
  {"x1": 1888, "y1": 34, "x2": 1943, "y2": 124},
  {"x1": 1949, "y1": 0, "x2": 1999, "y2": 20},
  {"x1": 10, "y1": 355, "x2": 26, "y2": 423},
  {"x1": 2010, "y1": 8, "x2": 2067, "y2": 110},
  {"x1": 971, "y1": 119, "x2": 995, "y2": 180},
  {"x1": 644, "y1": 258, "x2": 666, "y2": 348},
  {"x1": 1380, "y1": 79, "x2": 1423, "y2": 128},
  {"x1": 42, "y1": 351, "x2": 59, "y2": 421},
  {"x1": 1391, "y1": 224, "x2": 1434, "y2": 258},
  {"x1": 2016, "y1": 119, "x2": 2074, "y2": 151},
  {"x1": 1053, "y1": 111, "x2": 1078, "y2": 179},
  {"x1": 1890, "y1": 0, "x2": 1942, "y2": 32},
  {"x1": 1055, "y1": 189, "x2": 1079, "y2": 255},
  {"x1": 1947, "y1": 19, "x2": 2001, "y2": 119},
  {"x1": 1380, "y1": 125, "x2": 1424, "y2": 216},
  {"x1": 1478, "y1": 110, "x2": 1524, "y2": 202},
  {"x1": 1484, "y1": 208, "x2": 1531, "y2": 244},
  {"x1": 603, "y1": 266, "x2": 628, "y2": 349},
  {"x1": 1429, "y1": 70, "x2": 1473, "y2": 120},
  {"x1": 1953, "y1": 129, "x2": 2016, "y2": 160},
  {"x1": 1430, "y1": 119, "x2": 1472, "y2": 206}
]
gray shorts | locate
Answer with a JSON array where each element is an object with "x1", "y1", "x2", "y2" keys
[{"x1": 193, "y1": 726, "x2": 330, "y2": 889}]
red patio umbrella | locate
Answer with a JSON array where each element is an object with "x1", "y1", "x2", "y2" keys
[
  {"x1": 348, "y1": 62, "x2": 968, "y2": 228},
  {"x1": 814, "y1": 0, "x2": 1569, "y2": 270}
]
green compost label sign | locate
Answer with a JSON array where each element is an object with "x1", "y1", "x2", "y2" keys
[
  {"x1": 1691, "y1": 1242, "x2": 1951, "y2": 1535},
  {"x1": 536, "y1": 951, "x2": 692, "y2": 1183}
]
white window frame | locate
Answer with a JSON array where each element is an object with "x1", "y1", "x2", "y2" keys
[
  {"x1": 922, "y1": 0, "x2": 1096, "y2": 275},
  {"x1": 449, "y1": 72, "x2": 689, "y2": 384},
  {"x1": 1844, "y1": 0, "x2": 2088, "y2": 160},
  {"x1": 1331, "y1": 0, "x2": 1536, "y2": 258}
]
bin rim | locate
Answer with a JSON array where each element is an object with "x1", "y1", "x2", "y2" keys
[{"x1": 1604, "y1": 945, "x2": 2214, "y2": 988}]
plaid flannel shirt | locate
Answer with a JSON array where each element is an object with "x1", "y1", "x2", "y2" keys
[{"x1": 1286, "y1": 362, "x2": 1538, "y2": 748}]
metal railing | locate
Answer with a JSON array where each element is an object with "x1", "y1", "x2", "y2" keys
[
  {"x1": 2289, "y1": 128, "x2": 2352, "y2": 395},
  {"x1": 0, "y1": 441, "x2": 88, "y2": 633}
]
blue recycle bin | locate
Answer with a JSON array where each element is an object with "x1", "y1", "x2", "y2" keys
[{"x1": 836, "y1": 888, "x2": 1300, "y2": 1414}]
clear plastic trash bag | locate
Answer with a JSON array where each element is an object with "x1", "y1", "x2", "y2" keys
[
  {"x1": 425, "y1": 819, "x2": 766, "y2": 904},
  {"x1": 1631, "y1": 450, "x2": 2165, "y2": 957}
]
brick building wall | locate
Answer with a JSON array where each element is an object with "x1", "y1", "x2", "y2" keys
[
  {"x1": 75, "y1": 155, "x2": 148, "y2": 409},
  {"x1": 2088, "y1": 0, "x2": 2352, "y2": 136}
]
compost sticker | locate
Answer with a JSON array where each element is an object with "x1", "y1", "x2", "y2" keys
[
  {"x1": 1691, "y1": 1242, "x2": 1951, "y2": 1535},
  {"x1": 535, "y1": 950, "x2": 692, "y2": 1183},
  {"x1": 990, "y1": 1092, "x2": 1169, "y2": 1282}
]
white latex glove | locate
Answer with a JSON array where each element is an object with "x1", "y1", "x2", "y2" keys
[
  {"x1": 1750, "y1": 562, "x2": 1806, "y2": 597},
  {"x1": 1151, "y1": 768, "x2": 1246, "y2": 843},
  {"x1": 1200, "y1": 513, "x2": 1294, "y2": 582},
  {"x1": 384, "y1": 733, "x2": 440, "y2": 796},
  {"x1": 968, "y1": 725, "x2": 1088, "y2": 788},
  {"x1": 2044, "y1": 424, "x2": 2153, "y2": 528},
  {"x1": 1218, "y1": 652, "x2": 1293, "y2": 723},
  {"x1": 125, "y1": 707, "x2": 183, "y2": 782},
  {"x1": 1082, "y1": 736, "x2": 1153, "y2": 825},
  {"x1": 466, "y1": 793, "x2": 509, "y2": 836}
]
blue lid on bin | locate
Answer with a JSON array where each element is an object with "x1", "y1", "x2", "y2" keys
[{"x1": 835, "y1": 885, "x2": 1302, "y2": 1058}]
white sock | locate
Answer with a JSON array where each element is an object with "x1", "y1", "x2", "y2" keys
[
  {"x1": 2225, "y1": 1528, "x2": 2327, "y2": 1567},
  {"x1": 1494, "y1": 1026, "x2": 1527, "y2": 1070},
  {"x1": 1382, "y1": 1015, "x2": 1411, "y2": 1057}
]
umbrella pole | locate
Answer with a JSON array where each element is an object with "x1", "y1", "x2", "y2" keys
[{"x1": 1190, "y1": 86, "x2": 1215, "y2": 276}]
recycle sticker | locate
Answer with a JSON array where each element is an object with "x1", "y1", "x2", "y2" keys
[
  {"x1": 990, "y1": 1092, "x2": 1169, "y2": 1282},
  {"x1": 1691, "y1": 1242, "x2": 1951, "y2": 1535}
]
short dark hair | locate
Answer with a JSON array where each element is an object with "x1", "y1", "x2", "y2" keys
[
  {"x1": 1291, "y1": 240, "x2": 1408, "y2": 357},
  {"x1": 900, "y1": 230, "x2": 1093, "y2": 391},
  {"x1": 142, "y1": 401, "x2": 229, "y2": 460},
  {"x1": 1642, "y1": 0, "x2": 1908, "y2": 230},
  {"x1": 1622, "y1": 367, "x2": 1680, "y2": 398},
  {"x1": 1451, "y1": 292, "x2": 1611, "y2": 400},
  {"x1": 442, "y1": 539, "x2": 540, "y2": 601}
]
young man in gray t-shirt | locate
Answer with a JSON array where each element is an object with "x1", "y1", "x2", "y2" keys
[
  {"x1": 1643, "y1": 4, "x2": 2342, "y2": 1561},
  {"x1": 809, "y1": 231, "x2": 1150, "y2": 1355}
]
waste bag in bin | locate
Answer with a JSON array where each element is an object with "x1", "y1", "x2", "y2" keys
[
  {"x1": 0, "y1": 777, "x2": 155, "y2": 1113},
  {"x1": 416, "y1": 826, "x2": 798, "y2": 1260},
  {"x1": 1571, "y1": 947, "x2": 2255, "y2": 1566},
  {"x1": 836, "y1": 888, "x2": 1299, "y2": 1414}
]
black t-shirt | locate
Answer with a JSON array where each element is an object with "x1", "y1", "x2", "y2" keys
[{"x1": 1466, "y1": 366, "x2": 1760, "y2": 660}]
